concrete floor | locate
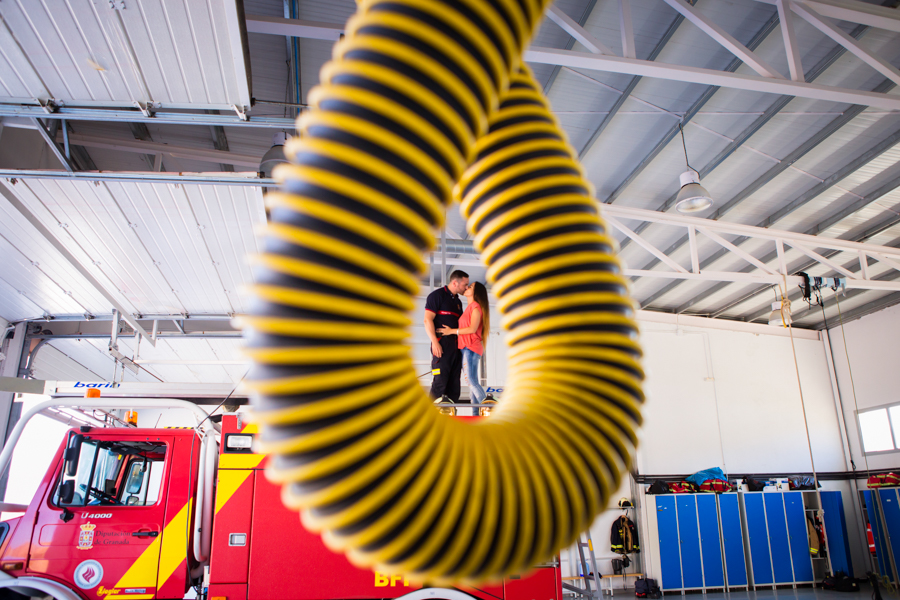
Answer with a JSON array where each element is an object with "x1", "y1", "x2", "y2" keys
[{"x1": 662, "y1": 587, "x2": 875, "y2": 600}]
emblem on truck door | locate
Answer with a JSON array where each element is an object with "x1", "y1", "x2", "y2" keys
[
  {"x1": 78, "y1": 523, "x2": 96, "y2": 550},
  {"x1": 74, "y1": 560, "x2": 103, "y2": 589}
]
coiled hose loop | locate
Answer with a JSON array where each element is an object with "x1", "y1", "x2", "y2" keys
[{"x1": 243, "y1": 0, "x2": 644, "y2": 586}]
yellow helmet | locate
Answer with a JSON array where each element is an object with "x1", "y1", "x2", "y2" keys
[
  {"x1": 433, "y1": 396, "x2": 456, "y2": 417},
  {"x1": 479, "y1": 398, "x2": 498, "y2": 417}
]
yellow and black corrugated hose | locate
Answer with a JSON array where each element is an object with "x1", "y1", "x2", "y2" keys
[{"x1": 241, "y1": 0, "x2": 644, "y2": 586}]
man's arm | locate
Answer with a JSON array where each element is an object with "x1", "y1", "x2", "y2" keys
[
  {"x1": 438, "y1": 305, "x2": 481, "y2": 335},
  {"x1": 424, "y1": 311, "x2": 442, "y2": 358}
]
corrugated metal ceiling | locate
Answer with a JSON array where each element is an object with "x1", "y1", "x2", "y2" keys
[{"x1": 4, "y1": 0, "x2": 900, "y2": 385}]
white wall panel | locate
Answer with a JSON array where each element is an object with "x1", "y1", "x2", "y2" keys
[
  {"x1": 827, "y1": 302, "x2": 900, "y2": 471},
  {"x1": 32, "y1": 344, "x2": 103, "y2": 381},
  {"x1": 0, "y1": 0, "x2": 248, "y2": 109}
]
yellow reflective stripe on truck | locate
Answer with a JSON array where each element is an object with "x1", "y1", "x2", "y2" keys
[
  {"x1": 215, "y1": 468, "x2": 255, "y2": 514},
  {"x1": 113, "y1": 499, "x2": 192, "y2": 591},
  {"x1": 218, "y1": 454, "x2": 266, "y2": 470}
]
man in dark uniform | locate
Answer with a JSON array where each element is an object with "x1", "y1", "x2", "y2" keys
[{"x1": 424, "y1": 270, "x2": 469, "y2": 402}]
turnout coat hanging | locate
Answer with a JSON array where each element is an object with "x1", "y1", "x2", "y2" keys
[{"x1": 610, "y1": 515, "x2": 640, "y2": 554}]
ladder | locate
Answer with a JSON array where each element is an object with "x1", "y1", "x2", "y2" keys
[{"x1": 563, "y1": 529, "x2": 603, "y2": 599}]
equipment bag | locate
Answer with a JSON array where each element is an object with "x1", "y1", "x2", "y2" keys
[
  {"x1": 868, "y1": 473, "x2": 900, "y2": 488},
  {"x1": 686, "y1": 467, "x2": 727, "y2": 487},
  {"x1": 668, "y1": 481, "x2": 698, "y2": 494},
  {"x1": 635, "y1": 578, "x2": 661, "y2": 599},
  {"x1": 647, "y1": 481, "x2": 669, "y2": 495},
  {"x1": 699, "y1": 479, "x2": 733, "y2": 493},
  {"x1": 745, "y1": 477, "x2": 766, "y2": 491},
  {"x1": 822, "y1": 573, "x2": 859, "y2": 592}
]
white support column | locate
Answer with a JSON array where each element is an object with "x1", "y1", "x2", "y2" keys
[
  {"x1": 777, "y1": 0, "x2": 805, "y2": 81},
  {"x1": 858, "y1": 250, "x2": 869, "y2": 280},
  {"x1": 618, "y1": 0, "x2": 637, "y2": 59},
  {"x1": 688, "y1": 226, "x2": 700, "y2": 273},
  {"x1": 0, "y1": 322, "x2": 26, "y2": 500}
]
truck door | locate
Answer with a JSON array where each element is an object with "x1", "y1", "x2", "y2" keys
[{"x1": 28, "y1": 435, "x2": 170, "y2": 598}]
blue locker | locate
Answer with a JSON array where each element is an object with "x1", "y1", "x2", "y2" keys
[
  {"x1": 743, "y1": 494, "x2": 774, "y2": 585},
  {"x1": 719, "y1": 494, "x2": 748, "y2": 587},
  {"x1": 656, "y1": 496, "x2": 683, "y2": 590},
  {"x1": 697, "y1": 494, "x2": 724, "y2": 587},
  {"x1": 784, "y1": 492, "x2": 814, "y2": 582},
  {"x1": 676, "y1": 495, "x2": 704, "y2": 588},
  {"x1": 879, "y1": 489, "x2": 900, "y2": 578},
  {"x1": 763, "y1": 493, "x2": 795, "y2": 583},
  {"x1": 864, "y1": 490, "x2": 892, "y2": 580},
  {"x1": 820, "y1": 491, "x2": 853, "y2": 577}
]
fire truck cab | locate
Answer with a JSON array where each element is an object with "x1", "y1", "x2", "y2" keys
[{"x1": 0, "y1": 403, "x2": 563, "y2": 600}]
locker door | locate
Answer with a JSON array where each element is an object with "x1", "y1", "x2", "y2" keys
[
  {"x1": 743, "y1": 494, "x2": 773, "y2": 586},
  {"x1": 864, "y1": 491, "x2": 892, "y2": 581},
  {"x1": 784, "y1": 492, "x2": 813, "y2": 582},
  {"x1": 764, "y1": 493, "x2": 794, "y2": 583},
  {"x1": 656, "y1": 496, "x2": 683, "y2": 590},
  {"x1": 820, "y1": 491, "x2": 852, "y2": 577},
  {"x1": 879, "y1": 489, "x2": 900, "y2": 579},
  {"x1": 719, "y1": 494, "x2": 747, "y2": 587},
  {"x1": 676, "y1": 495, "x2": 704, "y2": 589},
  {"x1": 697, "y1": 494, "x2": 724, "y2": 587}
]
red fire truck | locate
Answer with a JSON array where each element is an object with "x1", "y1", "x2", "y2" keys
[{"x1": 0, "y1": 399, "x2": 561, "y2": 600}]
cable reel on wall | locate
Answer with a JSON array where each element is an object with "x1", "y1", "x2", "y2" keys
[{"x1": 241, "y1": 0, "x2": 645, "y2": 586}]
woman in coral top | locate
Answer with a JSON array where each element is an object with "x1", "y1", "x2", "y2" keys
[{"x1": 439, "y1": 281, "x2": 489, "y2": 404}]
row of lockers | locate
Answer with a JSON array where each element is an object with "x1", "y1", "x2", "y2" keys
[
  {"x1": 864, "y1": 488, "x2": 900, "y2": 581},
  {"x1": 654, "y1": 491, "x2": 852, "y2": 591}
]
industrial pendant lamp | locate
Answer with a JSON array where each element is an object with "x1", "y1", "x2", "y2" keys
[
  {"x1": 768, "y1": 296, "x2": 792, "y2": 327},
  {"x1": 675, "y1": 124, "x2": 713, "y2": 214}
]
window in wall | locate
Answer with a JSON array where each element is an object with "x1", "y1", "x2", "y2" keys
[{"x1": 858, "y1": 405, "x2": 900, "y2": 453}]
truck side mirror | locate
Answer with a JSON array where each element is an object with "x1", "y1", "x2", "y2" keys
[
  {"x1": 59, "y1": 480, "x2": 76, "y2": 505},
  {"x1": 64, "y1": 433, "x2": 84, "y2": 477}
]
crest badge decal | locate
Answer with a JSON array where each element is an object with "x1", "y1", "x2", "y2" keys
[
  {"x1": 74, "y1": 559, "x2": 103, "y2": 589},
  {"x1": 78, "y1": 523, "x2": 96, "y2": 550}
]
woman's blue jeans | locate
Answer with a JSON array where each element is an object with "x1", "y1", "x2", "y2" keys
[{"x1": 462, "y1": 347, "x2": 486, "y2": 404}]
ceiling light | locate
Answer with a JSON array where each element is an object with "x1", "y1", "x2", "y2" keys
[
  {"x1": 768, "y1": 299, "x2": 792, "y2": 327},
  {"x1": 675, "y1": 124, "x2": 713, "y2": 214},
  {"x1": 259, "y1": 132, "x2": 289, "y2": 193},
  {"x1": 676, "y1": 170, "x2": 714, "y2": 213}
]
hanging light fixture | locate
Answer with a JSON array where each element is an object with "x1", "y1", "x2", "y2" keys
[
  {"x1": 675, "y1": 124, "x2": 713, "y2": 214},
  {"x1": 259, "y1": 132, "x2": 289, "y2": 194},
  {"x1": 768, "y1": 298, "x2": 792, "y2": 327}
]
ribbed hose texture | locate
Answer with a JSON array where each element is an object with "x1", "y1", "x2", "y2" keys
[{"x1": 241, "y1": 0, "x2": 644, "y2": 586}]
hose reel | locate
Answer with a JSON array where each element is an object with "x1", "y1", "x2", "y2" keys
[{"x1": 243, "y1": 0, "x2": 644, "y2": 585}]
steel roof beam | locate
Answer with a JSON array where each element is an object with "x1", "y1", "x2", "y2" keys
[
  {"x1": 635, "y1": 76, "x2": 893, "y2": 308},
  {"x1": 754, "y1": 0, "x2": 900, "y2": 32},
  {"x1": 614, "y1": 21, "x2": 867, "y2": 249},
  {"x1": 604, "y1": 11, "x2": 779, "y2": 204},
  {"x1": 659, "y1": 121, "x2": 900, "y2": 312},
  {"x1": 577, "y1": 13, "x2": 685, "y2": 158},
  {"x1": 0, "y1": 105, "x2": 295, "y2": 128},
  {"x1": 523, "y1": 47, "x2": 900, "y2": 110},
  {"x1": 717, "y1": 212, "x2": 900, "y2": 320},
  {"x1": 0, "y1": 171, "x2": 273, "y2": 186},
  {"x1": 542, "y1": 0, "x2": 600, "y2": 95}
]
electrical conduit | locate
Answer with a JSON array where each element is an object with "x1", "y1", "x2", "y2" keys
[{"x1": 242, "y1": 0, "x2": 644, "y2": 585}]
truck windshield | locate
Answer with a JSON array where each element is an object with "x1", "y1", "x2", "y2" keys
[{"x1": 55, "y1": 440, "x2": 167, "y2": 507}]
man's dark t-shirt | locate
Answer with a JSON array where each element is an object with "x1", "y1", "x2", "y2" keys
[
  {"x1": 425, "y1": 286, "x2": 463, "y2": 332},
  {"x1": 425, "y1": 286, "x2": 464, "y2": 401}
]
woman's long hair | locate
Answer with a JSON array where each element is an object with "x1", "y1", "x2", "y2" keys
[{"x1": 472, "y1": 281, "x2": 490, "y2": 347}]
